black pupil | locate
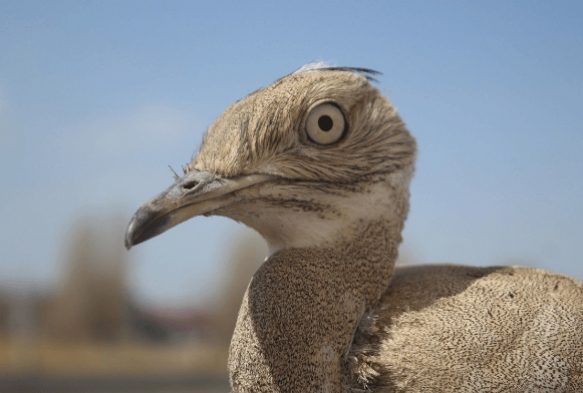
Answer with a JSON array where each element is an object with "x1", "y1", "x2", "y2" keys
[{"x1": 318, "y1": 115, "x2": 334, "y2": 132}]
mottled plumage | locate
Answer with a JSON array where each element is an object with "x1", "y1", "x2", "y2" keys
[
  {"x1": 125, "y1": 64, "x2": 583, "y2": 392},
  {"x1": 349, "y1": 265, "x2": 583, "y2": 392}
]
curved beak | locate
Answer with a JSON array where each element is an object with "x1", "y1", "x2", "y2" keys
[{"x1": 124, "y1": 170, "x2": 272, "y2": 249}]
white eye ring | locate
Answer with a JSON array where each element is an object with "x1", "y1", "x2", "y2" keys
[{"x1": 305, "y1": 103, "x2": 346, "y2": 145}]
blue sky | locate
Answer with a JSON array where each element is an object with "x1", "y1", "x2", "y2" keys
[{"x1": 1, "y1": 1, "x2": 582, "y2": 306}]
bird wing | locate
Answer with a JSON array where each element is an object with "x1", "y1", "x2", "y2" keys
[{"x1": 347, "y1": 264, "x2": 583, "y2": 392}]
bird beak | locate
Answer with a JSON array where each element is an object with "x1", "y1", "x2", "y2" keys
[{"x1": 124, "y1": 170, "x2": 272, "y2": 249}]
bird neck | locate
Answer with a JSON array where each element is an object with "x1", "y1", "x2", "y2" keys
[{"x1": 228, "y1": 172, "x2": 411, "y2": 392}]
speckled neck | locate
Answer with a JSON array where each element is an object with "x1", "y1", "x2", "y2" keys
[{"x1": 228, "y1": 219, "x2": 403, "y2": 392}]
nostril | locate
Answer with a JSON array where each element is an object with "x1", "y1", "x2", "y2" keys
[{"x1": 182, "y1": 181, "x2": 198, "y2": 190}]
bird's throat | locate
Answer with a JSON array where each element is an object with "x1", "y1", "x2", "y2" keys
[{"x1": 220, "y1": 169, "x2": 414, "y2": 256}]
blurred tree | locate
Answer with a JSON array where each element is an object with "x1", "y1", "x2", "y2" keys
[
  {"x1": 0, "y1": 293, "x2": 9, "y2": 335},
  {"x1": 396, "y1": 246, "x2": 420, "y2": 266},
  {"x1": 43, "y1": 215, "x2": 128, "y2": 342}
]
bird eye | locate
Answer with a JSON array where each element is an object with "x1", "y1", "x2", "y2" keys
[{"x1": 305, "y1": 103, "x2": 346, "y2": 145}]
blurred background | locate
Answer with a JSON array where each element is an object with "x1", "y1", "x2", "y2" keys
[{"x1": 0, "y1": 1, "x2": 582, "y2": 392}]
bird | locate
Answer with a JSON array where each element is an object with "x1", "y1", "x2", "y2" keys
[{"x1": 125, "y1": 63, "x2": 583, "y2": 392}]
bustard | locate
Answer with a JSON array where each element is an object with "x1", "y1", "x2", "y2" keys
[{"x1": 125, "y1": 64, "x2": 583, "y2": 392}]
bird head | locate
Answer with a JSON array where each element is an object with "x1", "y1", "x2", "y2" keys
[{"x1": 125, "y1": 65, "x2": 416, "y2": 253}]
